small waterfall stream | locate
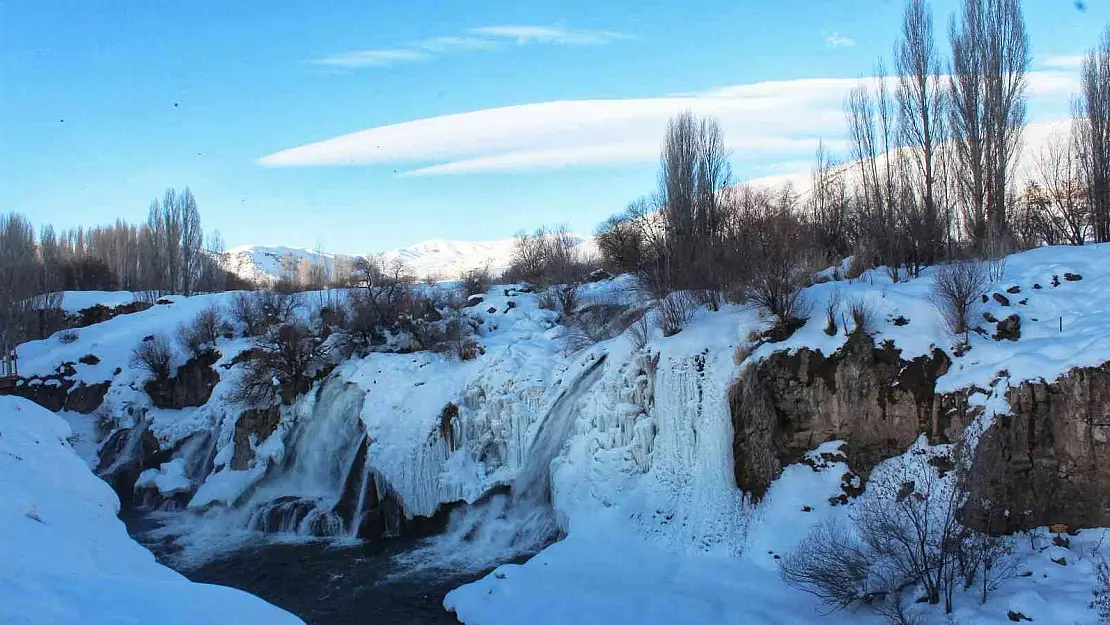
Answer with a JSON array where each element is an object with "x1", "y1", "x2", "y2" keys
[
  {"x1": 245, "y1": 378, "x2": 370, "y2": 536},
  {"x1": 398, "y1": 354, "x2": 607, "y2": 571}
]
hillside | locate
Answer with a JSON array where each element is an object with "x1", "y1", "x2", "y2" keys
[
  {"x1": 219, "y1": 235, "x2": 597, "y2": 285},
  {"x1": 11, "y1": 243, "x2": 1110, "y2": 623}
]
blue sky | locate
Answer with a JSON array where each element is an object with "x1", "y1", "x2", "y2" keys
[{"x1": 1, "y1": 1, "x2": 1105, "y2": 253}]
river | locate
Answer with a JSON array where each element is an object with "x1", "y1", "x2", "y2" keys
[{"x1": 124, "y1": 510, "x2": 493, "y2": 625}]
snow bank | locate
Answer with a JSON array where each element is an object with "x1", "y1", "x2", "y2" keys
[{"x1": 0, "y1": 396, "x2": 303, "y2": 625}]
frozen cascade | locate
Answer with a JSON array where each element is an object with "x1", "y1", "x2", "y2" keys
[
  {"x1": 399, "y1": 354, "x2": 607, "y2": 571},
  {"x1": 245, "y1": 378, "x2": 369, "y2": 536}
]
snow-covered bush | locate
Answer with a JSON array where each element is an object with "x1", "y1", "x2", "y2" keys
[
  {"x1": 130, "y1": 334, "x2": 173, "y2": 379},
  {"x1": 538, "y1": 283, "x2": 580, "y2": 318}
]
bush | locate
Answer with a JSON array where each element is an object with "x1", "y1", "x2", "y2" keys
[
  {"x1": 233, "y1": 321, "x2": 328, "y2": 407},
  {"x1": 658, "y1": 291, "x2": 697, "y2": 337},
  {"x1": 460, "y1": 266, "x2": 491, "y2": 297},
  {"x1": 931, "y1": 261, "x2": 988, "y2": 338},
  {"x1": 176, "y1": 304, "x2": 223, "y2": 356},
  {"x1": 131, "y1": 334, "x2": 173, "y2": 379},
  {"x1": 824, "y1": 288, "x2": 841, "y2": 336},
  {"x1": 847, "y1": 297, "x2": 877, "y2": 336},
  {"x1": 230, "y1": 291, "x2": 298, "y2": 337},
  {"x1": 780, "y1": 519, "x2": 871, "y2": 610},
  {"x1": 539, "y1": 283, "x2": 580, "y2": 318},
  {"x1": 58, "y1": 330, "x2": 79, "y2": 344},
  {"x1": 563, "y1": 302, "x2": 631, "y2": 353}
]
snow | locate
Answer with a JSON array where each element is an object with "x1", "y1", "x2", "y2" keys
[
  {"x1": 0, "y1": 396, "x2": 303, "y2": 625},
  {"x1": 56, "y1": 290, "x2": 140, "y2": 313},
  {"x1": 17, "y1": 242, "x2": 1110, "y2": 623},
  {"x1": 220, "y1": 235, "x2": 598, "y2": 284},
  {"x1": 136, "y1": 458, "x2": 192, "y2": 496}
]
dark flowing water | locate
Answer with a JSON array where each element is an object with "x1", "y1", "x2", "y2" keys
[{"x1": 124, "y1": 511, "x2": 488, "y2": 625}]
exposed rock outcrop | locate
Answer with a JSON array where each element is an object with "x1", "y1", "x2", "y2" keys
[
  {"x1": 966, "y1": 364, "x2": 1110, "y2": 532},
  {"x1": 231, "y1": 405, "x2": 282, "y2": 470},
  {"x1": 11, "y1": 362, "x2": 110, "y2": 414},
  {"x1": 145, "y1": 349, "x2": 220, "y2": 409},
  {"x1": 730, "y1": 333, "x2": 951, "y2": 501}
]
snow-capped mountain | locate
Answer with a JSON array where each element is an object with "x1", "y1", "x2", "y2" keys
[{"x1": 220, "y1": 235, "x2": 598, "y2": 284}]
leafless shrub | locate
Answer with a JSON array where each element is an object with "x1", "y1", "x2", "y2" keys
[
  {"x1": 234, "y1": 321, "x2": 328, "y2": 407},
  {"x1": 563, "y1": 302, "x2": 630, "y2": 353},
  {"x1": 131, "y1": 334, "x2": 173, "y2": 379},
  {"x1": 58, "y1": 330, "x2": 79, "y2": 344},
  {"x1": 230, "y1": 291, "x2": 298, "y2": 337},
  {"x1": 176, "y1": 304, "x2": 223, "y2": 356},
  {"x1": 960, "y1": 532, "x2": 1019, "y2": 605},
  {"x1": 931, "y1": 260, "x2": 988, "y2": 338},
  {"x1": 629, "y1": 308, "x2": 651, "y2": 351},
  {"x1": 780, "y1": 519, "x2": 871, "y2": 611},
  {"x1": 824, "y1": 288, "x2": 842, "y2": 336},
  {"x1": 505, "y1": 224, "x2": 591, "y2": 287},
  {"x1": 658, "y1": 291, "x2": 697, "y2": 337},
  {"x1": 847, "y1": 297, "x2": 878, "y2": 336},
  {"x1": 459, "y1": 265, "x2": 492, "y2": 297},
  {"x1": 539, "y1": 283, "x2": 580, "y2": 318},
  {"x1": 1091, "y1": 555, "x2": 1110, "y2": 621}
]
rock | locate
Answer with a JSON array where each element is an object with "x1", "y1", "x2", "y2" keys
[
  {"x1": 1065, "y1": 272, "x2": 1083, "y2": 281},
  {"x1": 487, "y1": 306, "x2": 497, "y2": 314},
  {"x1": 730, "y1": 334, "x2": 951, "y2": 500},
  {"x1": 467, "y1": 294, "x2": 485, "y2": 306},
  {"x1": 892, "y1": 316, "x2": 910, "y2": 326},
  {"x1": 144, "y1": 349, "x2": 220, "y2": 409},
  {"x1": 965, "y1": 363, "x2": 1110, "y2": 532},
  {"x1": 78, "y1": 354, "x2": 100, "y2": 365},
  {"x1": 588, "y1": 268, "x2": 612, "y2": 282},
  {"x1": 1033, "y1": 283, "x2": 1042, "y2": 290},
  {"x1": 993, "y1": 293, "x2": 1011, "y2": 306},
  {"x1": 993, "y1": 315, "x2": 1021, "y2": 341},
  {"x1": 1052, "y1": 274, "x2": 1061, "y2": 287},
  {"x1": 982, "y1": 294, "x2": 989, "y2": 303},
  {"x1": 231, "y1": 405, "x2": 282, "y2": 470},
  {"x1": 984, "y1": 312, "x2": 999, "y2": 323},
  {"x1": 1007, "y1": 286, "x2": 1022, "y2": 294},
  {"x1": 1007, "y1": 611, "x2": 1031, "y2": 622}
]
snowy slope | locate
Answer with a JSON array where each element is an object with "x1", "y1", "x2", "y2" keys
[
  {"x1": 0, "y1": 396, "x2": 304, "y2": 625},
  {"x1": 220, "y1": 235, "x2": 598, "y2": 284}
]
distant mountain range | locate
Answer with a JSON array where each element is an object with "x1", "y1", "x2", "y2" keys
[{"x1": 220, "y1": 235, "x2": 597, "y2": 284}]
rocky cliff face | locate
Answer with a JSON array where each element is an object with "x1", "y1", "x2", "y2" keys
[
  {"x1": 730, "y1": 333, "x2": 951, "y2": 501},
  {"x1": 731, "y1": 333, "x2": 1110, "y2": 531},
  {"x1": 967, "y1": 363, "x2": 1110, "y2": 532}
]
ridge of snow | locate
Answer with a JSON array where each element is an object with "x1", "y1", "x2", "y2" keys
[{"x1": 0, "y1": 396, "x2": 304, "y2": 625}]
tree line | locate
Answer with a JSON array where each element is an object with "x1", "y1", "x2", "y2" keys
[
  {"x1": 593, "y1": 0, "x2": 1110, "y2": 336},
  {"x1": 0, "y1": 188, "x2": 244, "y2": 350}
]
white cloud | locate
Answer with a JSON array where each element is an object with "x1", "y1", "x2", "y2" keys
[
  {"x1": 259, "y1": 70, "x2": 1079, "y2": 176},
  {"x1": 825, "y1": 32, "x2": 856, "y2": 48},
  {"x1": 468, "y1": 25, "x2": 633, "y2": 46},
  {"x1": 311, "y1": 25, "x2": 632, "y2": 69},
  {"x1": 313, "y1": 49, "x2": 430, "y2": 68},
  {"x1": 1039, "y1": 54, "x2": 1085, "y2": 69}
]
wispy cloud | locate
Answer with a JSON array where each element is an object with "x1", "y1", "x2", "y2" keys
[
  {"x1": 259, "y1": 70, "x2": 1078, "y2": 176},
  {"x1": 825, "y1": 32, "x2": 856, "y2": 48},
  {"x1": 314, "y1": 49, "x2": 431, "y2": 69},
  {"x1": 1040, "y1": 54, "x2": 1085, "y2": 69},
  {"x1": 311, "y1": 25, "x2": 633, "y2": 69},
  {"x1": 468, "y1": 25, "x2": 633, "y2": 46}
]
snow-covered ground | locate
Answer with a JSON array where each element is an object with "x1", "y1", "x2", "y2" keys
[
  {"x1": 13, "y1": 243, "x2": 1110, "y2": 623},
  {"x1": 0, "y1": 396, "x2": 304, "y2": 625}
]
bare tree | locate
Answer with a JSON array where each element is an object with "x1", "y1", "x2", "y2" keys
[
  {"x1": 176, "y1": 304, "x2": 224, "y2": 356},
  {"x1": 234, "y1": 321, "x2": 328, "y2": 407},
  {"x1": 1032, "y1": 128, "x2": 1088, "y2": 246},
  {"x1": 1079, "y1": 27, "x2": 1110, "y2": 243},
  {"x1": 949, "y1": 0, "x2": 1029, "y2": 251},
  {"x1": 780, "y1": 519, "x2": 872, "y2": 610},
  {"x1": 896, "y1": 0, "x2": 946, "y2": 265}
]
